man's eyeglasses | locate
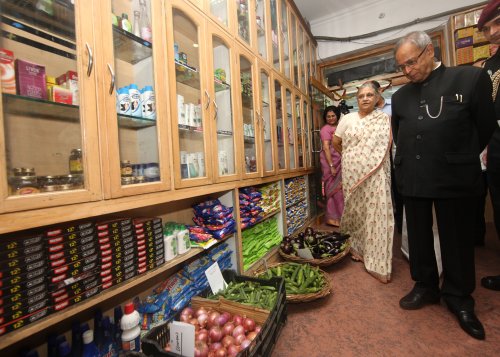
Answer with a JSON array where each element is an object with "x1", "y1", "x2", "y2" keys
[{"x1": 396, "y1": 46, "x2": 428, "y2": 72}]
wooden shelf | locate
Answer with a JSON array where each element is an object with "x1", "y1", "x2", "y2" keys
[{"x1": 0, "y1": 241, "x2": 227, "y2": 350}]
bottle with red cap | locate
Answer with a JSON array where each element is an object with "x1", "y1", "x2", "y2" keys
[{"x1": 120, "y1": 302, "x2": 141, "y2": 352}]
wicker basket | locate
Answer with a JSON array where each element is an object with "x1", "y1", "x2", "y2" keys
[
  {"x1": 278, "y1": 241, "x2": 351, "y2": 267},
  {"x1": 254, "y1": 263, "x2": 331, "y2": 303}
]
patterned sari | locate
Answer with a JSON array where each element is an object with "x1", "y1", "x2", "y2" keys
[{"x1": 340, "y1": 109, "x2": 394, "y2": 283}]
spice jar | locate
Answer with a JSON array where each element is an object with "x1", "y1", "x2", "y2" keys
[
  {"x1": 69, "y1": 149, "x2": 83, "y2": 174},
  {"x1": 121, "y1": 160, "x2": 133, "y2": 177},
  {"x1": 10, "y1": 175, "x2": 40, "y2": 195}
]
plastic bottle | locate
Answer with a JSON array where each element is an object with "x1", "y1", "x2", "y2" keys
[
  {"x1": 164, "y1": 229, "x2": 178, "y2": 261},
  {"x1": 141, "y1": 85, "x2": 156, "y2": 119},
  {"x1": 94, "y1": 309, "x2": 104, "y2": 351},
  {"x1": 71, "y1": 321, "x2": 83, "y2": 357},
  {"x1": 82, "y1": 330, "x2": 99, "y2": 357},
  {"x1": 133, "y1": 10, "x2": 141, "y2": 37},
  {"x1": 139, "y1": 0, "x2": 152, "y2": 42},
  {"x1": 120, "y1": 302, "x2": 141, "y2": 352},
  {"x1": 113, "y1": 306, "x2": 123, "y2": 348},
  {"x1": 120, "y1": 13, "x2": 132, "y2": 32},
  {"x1": 116, "y1": 87, "x2": 131, "y2": 115},
  {"x1": 177, "y1": 224, "x2": 190, "y2": 254},
  {"x1": 58, "y1": 341, "x2": 72, "y2": 357},
  {"x1": 100, "y1": 316, "x2": 119, "y2": 357},
  {"x1": 128, "y1": 84, "x2": 142, "y2": 117}
]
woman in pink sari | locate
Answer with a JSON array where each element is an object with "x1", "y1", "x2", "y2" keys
[
  {"x1": 332, "y1": 82, "x2": 394, "y2": 283},
  {"x1": 320, "y1": 105, "x2": 344, "y2": 226}
]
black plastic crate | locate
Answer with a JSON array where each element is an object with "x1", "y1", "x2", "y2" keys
[{"x1": 141, "y1": 270, "x2": 287, "y2": 357}]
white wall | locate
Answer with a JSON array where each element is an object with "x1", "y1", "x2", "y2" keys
[{"x1": 310, "y1": 0, "x2": 486, "y2": 60}]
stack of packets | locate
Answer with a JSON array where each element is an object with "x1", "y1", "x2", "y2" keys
[
  {"x1": 286, "y1": 201, "x2": 308, "y2": 235},
  {"x1": 188, "y1": 199, "x2": 235, "y2": 249},
  {"x1": 258, "y1": 182, "x2": 281, "y2": 214},
  {"x1": 239, "y1": 187, "x2": 263, "y2": 230},
  {"x1": 284, "y1": 176, "x2": 306, "y2": 206},
  {"x1": 242, "y1": 217, "x2": 282, "y2": 271},
  {"x1": 138, "y1": 243, "x2": 232, "y2": 329}
]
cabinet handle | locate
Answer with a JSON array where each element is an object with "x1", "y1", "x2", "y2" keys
[
  {"x1": 204, "y1": 90, "x2": 210, "y2": 110},
  {"x1": 107, "y1": 64, "x2": 115, "y2": 95},
  {"x1": 213, "y1": 99, "x2": 218, "y2": 120},
  {"x1": 85, "y1": 43, "x2": 93, "y2": 77}
]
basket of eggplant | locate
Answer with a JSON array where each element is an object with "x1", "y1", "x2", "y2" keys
[{"x1": 279, "y1": 227, "x2": 350, "y2": 267}]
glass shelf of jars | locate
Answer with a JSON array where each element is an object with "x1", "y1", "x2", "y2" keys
[
  {"x1": 214, "y1": 78, "x2": 230, "y2": 92},
  {"x1": 178, "y1": 123, "x2": 203, "y2": 134},
  {"x1": 113, "y1": 25, "x2": 152, "y2": 65},
  {"x1": 2, "y1": 0, "x2": 76, "y2": 40},
  {"x1": 244, "y1": 135, "x2": 255, "y2": 143},
  {"x1": 2, "y1": 93, "x2": 79, "y2": 121},
  {"x1": 217, "y1": 130, "x2": 233, "y2": 136},
  {"x1": 175, "y1": 60, "x2": 200, "y2": 89},
  {"x1": 117, "y1": 113, "x2": 156, "y2": 129}
]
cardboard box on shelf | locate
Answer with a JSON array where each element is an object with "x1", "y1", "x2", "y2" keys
[{"x1": 0, "y1": 48, "x2": 16, "y2": 94}]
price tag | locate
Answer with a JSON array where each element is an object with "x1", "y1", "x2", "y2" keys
[
  {"x1": 205, "y1": 261, "x2": 227, "y2": 294},
  {"x1": 169, "y1": 321, "x2": 195, "y2": 357},
  {"x1": 297, "y1": 248, "x2": 314, "y2": 259}
]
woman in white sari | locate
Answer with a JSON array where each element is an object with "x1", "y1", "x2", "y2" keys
[{"x1": 332, "y1": 82, "x2": 394, "y2": 283}]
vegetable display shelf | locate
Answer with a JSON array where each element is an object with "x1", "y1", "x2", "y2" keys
[{"x1": 242, "y1": 217, "x2": 282, "y2": 271}]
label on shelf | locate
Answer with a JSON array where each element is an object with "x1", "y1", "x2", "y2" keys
[{"x1": 205, "y1": 261, "x2": 227, "y2": 294}]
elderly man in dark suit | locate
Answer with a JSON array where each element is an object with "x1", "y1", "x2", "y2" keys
[
  {"x1": 478, "y1": 0, "x2": 500, "y2": 292},
  {"x1": 392, "y1": 31, "x2": 497, "y2": 340}
]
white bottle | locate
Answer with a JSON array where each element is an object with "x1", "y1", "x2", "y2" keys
[
  {"x1": 164, "y1": 230, "x2": 178, "y2": 261},
  {"x1": 177, "y1": 226, "x2": 190, "y2": 254},
  {"x1": 120, "y1": 302, "x2": 141, "y2": 352}
]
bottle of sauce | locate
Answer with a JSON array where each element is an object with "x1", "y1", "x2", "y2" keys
[{"x1": 69, "y1": 149, "x2": 83, "y2": 174}]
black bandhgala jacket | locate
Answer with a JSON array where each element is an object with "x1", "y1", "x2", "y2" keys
[{"x1": 391, "y1": 64, "x2": 497, "y2": 198}]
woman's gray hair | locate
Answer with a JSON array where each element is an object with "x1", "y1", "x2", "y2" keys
[
  {"x1": 394, "y1": 31, "x2": 432, "y2": 55},
  {"x1": 358, "y1": 81, "x2": 379, "y2": 95}
]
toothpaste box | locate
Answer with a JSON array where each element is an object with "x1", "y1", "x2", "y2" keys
[
  {"x1": 15, "y1": 59, "x2": 47, "y2": 99},
  {"x1": 0, "y1": 48, "x2": 16, "y2": 94}
]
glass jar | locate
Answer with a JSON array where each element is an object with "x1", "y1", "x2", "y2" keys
[
  {"x1": 121, "y1": 176, "x2": 135, "y2": 185},
  {"x1": 38, "y1": 175, "x2": 59, "y2": 188},
  {"x1": 121, "y1": 160, "x2": 133, "y2": 177},
  {"x1": 10, "y1": 176, "x2": 40, "y2": 195},
  {"x1": 69, "y1": 149, "x2": 83, "y2": 174}
]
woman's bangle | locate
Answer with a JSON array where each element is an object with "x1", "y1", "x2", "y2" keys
[{"x1": 329, "y1": 164, "x2": 334, "y2": 167}]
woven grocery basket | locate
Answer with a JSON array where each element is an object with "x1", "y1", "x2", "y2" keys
[
  {"x1": 254, "y1": 263, "x2": 331, "y2": 303},
  {"x1": 278, "y1": 241, "x2": 350, "y2": 267}
]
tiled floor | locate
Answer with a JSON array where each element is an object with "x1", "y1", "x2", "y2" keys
[{"x1": 272, "y1": 223, "x2": 500, "y2": 356}]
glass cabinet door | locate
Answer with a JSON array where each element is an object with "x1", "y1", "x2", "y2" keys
[
  {"x1": 0, "y1": 0, "x2": 100, "y2": 212},
  {"x1": 211, "y1": 31, "x2": 237, "y2": 181},
  {"x1": 291, "y1": 13, "x2": 298, "y2": 87},
  {"x1": 106, "y1": 0, "x2": 166, "y2": 196},
  {"x1": 274, "y1": 79, "x2": 286, "y2": 171},
  {"x1": 299, "y1": 27, "x2": 306, "y2": 92},
  {"x1": 280, "y1": 0, "x2": 290, "y2": 79},
  {"x1": 305, "y1": 38, "x2": 311, "y2": 90},
  {"x1": 303, "y1": 99, "x2": 311, "y2": 168},
  {"x1": 270, "y1": 0, "x2": 280, "y2": 71},
  {"x1": 209, "y1": 0, "x2": 229, "y2": 28},
  {"x1": 237, "y1": 0, "x2": 250, "y2": 45},
  {"x1": 239, "y1": 54, "x2": 258, "y2": 176},
  {"x1": 286, "y1": 88, "x2": 295, "y2": 170},
  {"x1": 260, "y1": 68, "x2": 274, "y2": 176},
  {"x1": 296, "y1": 94, "x2": 304, "y2": 169},
  {"x1": 255, "y1": 0, "x2": 268, "y2": 61},
  {"x1": 169, "y1": 4, "x2": 211, "y2": 187}
]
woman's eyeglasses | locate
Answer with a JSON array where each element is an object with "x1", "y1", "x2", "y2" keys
[{"x1": 396, "y1": 46, "x2": 428, "y2": 72}]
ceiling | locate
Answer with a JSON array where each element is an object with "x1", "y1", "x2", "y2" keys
[{"x1": 292, "y1": 0, "x2": 372, "y2": 25}]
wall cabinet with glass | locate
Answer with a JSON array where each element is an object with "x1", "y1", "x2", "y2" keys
[
  {"x1": 100, "y1": 0, "x2": 171, "y2": 198},
  {"x1": 285, "y1": 87, "x2": 296, "y2": 171},
  {"x1": 273, "y1": 77, "x2": 288, "y2": 173},
  {"x1": 208, "y1": 25, "x2": 239, "y2": 182},
  {"x1": 258, "y1": 65, "x2": 276, "y2": 177},
  {"x1": 166, "y1": 1, "x2": 212, "y2": 188},
  {"x1": 236, "y1": 0, "x2": 252, "y2": 47},
  {"x1": 208, "y1": 0, "x2": 231, "y2": 30},
  {"x1": 295, "y1": 93, "x2": 304, "y2": 169},
  {"x1": 237, "y1": 48, "x2": 260, "y2": 178},
  {"x1": 0, "y1": 0, "x2": 102, "y2": 213},
  {"x1": 255, "y1": 0, "x2": 270, "y2": 62},
  {"x1": 280, "y1": 0, "x2": 290, "y2": 80}
]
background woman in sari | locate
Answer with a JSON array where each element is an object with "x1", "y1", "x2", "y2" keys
[
  {"x1": 332, "y1": 82, "x2": 394, "y2": 283},
  {"x1": 320, "y1": 105, "x2": 344, "y2": 226}
]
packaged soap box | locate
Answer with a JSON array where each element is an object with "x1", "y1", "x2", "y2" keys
[
  {"x1": 56, "y1": 70, "x2": 79, "y2": 105},
  {"x1": 0, "y1": 48, "x2": 16, "y2": 94},
  {"x1": 16, "y1": 59, "x2": 47, "y2": 99}
]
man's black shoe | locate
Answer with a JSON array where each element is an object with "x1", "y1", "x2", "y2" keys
[
  {"x1": 399, "y1": 286, "x2": 440, "y2": 310},
  {"x1": 481, "y1": 275, "x2": 500, "y2": 291},
  {"x1": 447, "y1": 307, "x2": 485, "y2": 340}
]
